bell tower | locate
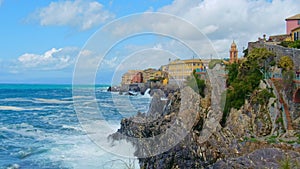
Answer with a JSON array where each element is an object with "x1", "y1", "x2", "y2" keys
[{"x1": 229, "y1": 41, "x2": 238, "y2": 63}]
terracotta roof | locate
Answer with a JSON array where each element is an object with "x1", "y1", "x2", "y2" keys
[{"x1": 285, "y1": 14, "x2": 300, "y2": 20}]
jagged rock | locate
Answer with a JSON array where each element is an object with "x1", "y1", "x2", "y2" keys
[
  {"x1": 210, "y1": 148, "x2": 300, "y2": 169},
  {"x1": 110, "y1": 82, "x2": 300, "y2": 168}
]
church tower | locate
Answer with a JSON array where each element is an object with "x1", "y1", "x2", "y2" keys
[{"x1": 229, "y1": 41, "x2": 238, "y2": 63}]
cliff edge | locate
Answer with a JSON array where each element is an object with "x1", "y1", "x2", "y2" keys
[{"x1": 110, "y1": 83, "x2": 300, "y2": 168}]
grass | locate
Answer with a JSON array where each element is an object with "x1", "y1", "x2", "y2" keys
[
  {"x1": 243, "y1": 136, "x2": 258, "y2": 142},
  {"x1": 266, "y1": 135, "x2": 277, "y2": 144},
  {"x1": 279, "y1": 155, "x2": 299, "y2": 169}
]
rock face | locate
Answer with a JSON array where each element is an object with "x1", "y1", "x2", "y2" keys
[
  {"x1": 211, "y1": 148, "x2": 300, "y2": 169},
  {"x1": 111, "y1": 84, "x2": 300, "y2": 168}
]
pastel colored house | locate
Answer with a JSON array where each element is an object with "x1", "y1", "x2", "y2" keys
[
  {"x1": 131, "y1": 72, "x2": 143, "y2": 83},
  {"x1": 166, "y1": 59, "x2": 205, "y2": 85},
  {"x1": 285, "y1": 14, "x2": 300, "y2": 41}
]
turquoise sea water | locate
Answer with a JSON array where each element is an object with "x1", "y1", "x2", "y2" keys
[{"x1": 0, "y1": 84, "x2": 151, "y2": 169}]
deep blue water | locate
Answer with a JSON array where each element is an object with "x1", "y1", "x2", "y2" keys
[{"x1": 0, "y1": 84, "x2": 151, "y2": 169}]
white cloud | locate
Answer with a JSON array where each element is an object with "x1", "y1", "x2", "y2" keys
[
  {"x1": 156, "y1": 0, "x2": 300, "y2": 58},
  {"x1": 106, "y1": 0, "x2": 299, "y2": 59},
  {"x1": 16, "y1": 47, "x2": 79, "y2": 71},
  {"x1": 32, "y1": 0, "x2": 114, "y2": 30}
]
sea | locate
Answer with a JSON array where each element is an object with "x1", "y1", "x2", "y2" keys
[{"x1": 0, "y1": 84, "x2": 152, "y2": 169}]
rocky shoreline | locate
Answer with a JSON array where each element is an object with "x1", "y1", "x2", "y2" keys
[{"x1": 110, "y1": 81, "x2": 300, "y2": 168}]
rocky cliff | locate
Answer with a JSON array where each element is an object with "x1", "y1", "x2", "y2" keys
[{"x1": 111, "y1": 81, "x2": 300, "y2": 168}]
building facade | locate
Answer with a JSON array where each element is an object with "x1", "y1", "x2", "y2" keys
[
  {"x1": 131, "y1": 72, "x2": 143, "y2": 83},
  {"x1": 121, "y1": 70, "x2": 142, "y2": 85},
  {"x1": 166, "y1": 59, "x2": 205, "y2": 85},
  {"x1": 291, "y1": 26, "x2": 300, "y2": 41},
  {"x1": 286, "y1": 14, "x2": 300, "y2": 35}
]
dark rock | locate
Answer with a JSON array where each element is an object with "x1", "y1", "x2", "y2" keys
[
  {"x1": 107, "y1": 86, "x2": 111, "y2": 92},
  {"x1": 109, "y1": 82, "x2": 300, "y2": 169}
]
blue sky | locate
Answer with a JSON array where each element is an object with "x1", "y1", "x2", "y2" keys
[{"x1": 0, "y1": 0, "x2": 299, "y2": 84}]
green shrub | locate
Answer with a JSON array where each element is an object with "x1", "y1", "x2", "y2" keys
[
  {"x1": 221, "y1": 48, "x2": 275, "y2": 126},
  {"x1": 186, "y1": 70, "x2": 206, "y2": 97},
  {"x1": 279, "y1": 155, "x2": 299, "y2": 169}
]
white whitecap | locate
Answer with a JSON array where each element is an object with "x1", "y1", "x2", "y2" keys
[
  {"x1": 0, "y1": 106, "x2": 25, "y2": 111},
  {"x1": 33, "y1": 98, "x2": 71, "y2": 104}
]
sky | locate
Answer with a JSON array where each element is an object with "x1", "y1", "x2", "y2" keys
[{"x1": 0, "y1": 0, "x2": 299, "y2": 84}]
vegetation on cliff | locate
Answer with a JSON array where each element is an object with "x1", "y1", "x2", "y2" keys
[
  {"x1": 278, "y1": 56, "x2": 294, "y2": 71},
  {"x1": 186, "y1": 70, "x2": 206, "y2": 97},
  {"x1": 221, "y1": 48, "x2": 275, "y2": 126},
  {"x1": 279, "y1": 40, "x2": 300, "y2": 49},
  {"x1": 208, "y1": 59, "x2": 224, "y2": 69},
  {"x1": 278, "y1": 56, "x2": 295, "y2": 100}
]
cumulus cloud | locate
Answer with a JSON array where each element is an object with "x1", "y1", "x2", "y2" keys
[
  {"x1": 157, "y1": 0, "x2": 299, "y2": 57},
  {"x1": 105, "y1": 0, "x2": 299, "y2": 59},
  {"x1": 31, "y1": 0, "x2": 114, "y2": 30},
  {"x1": 16, "y1": 47, "x2": 79, "y2": 71}
]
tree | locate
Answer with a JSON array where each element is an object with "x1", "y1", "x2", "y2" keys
[
  {"x1": 185, "y1": 70, "x2": 205, "y2": 97},
  {"x1": 221, "y1": 48, "x2": 271, "y2": 126},
  {"x1": 278, "y1": 56, "x2": 294, "y2": 71},
  {"x1": 243, "y1": 48, "x2": 248, "y2": 57},
  {"x1": 226, "y1": 62, "x2": 239, "y2": 86},
  {"x1": 246, "y1": 48, "x2": 274, "y2": 61},
  {"x1": 240, "y1": 48, "x2": 275, "y2": 77}
]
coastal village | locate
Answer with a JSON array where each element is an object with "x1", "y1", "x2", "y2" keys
[
  {"x1": 111, "y1": 13, "x2": 300, "y2": 168},
  {"x1": 115, "y1": 13, "x2": 300, "y2": 96},
  {"x1": 113, "y1": 13, "x2": 300, "y2": 131}
]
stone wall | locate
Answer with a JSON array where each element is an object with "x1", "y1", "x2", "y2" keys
[{"x1": 248, "y1": 41, "x2": 300, "y2": 69}]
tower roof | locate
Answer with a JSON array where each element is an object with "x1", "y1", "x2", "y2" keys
[
  {"x1": 231, "y1": 41, "x2": 237, "y2": 48},
  {"x1": 285, "y1": 14, "x2": 300, "y2": 20}
]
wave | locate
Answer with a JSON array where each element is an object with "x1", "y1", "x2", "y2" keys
[
  {"x1": 143, "y1": 88, "x2": 152, "y2": 98},
  {"x1": 6, "y1": 163, "x2": 20, "y2": 169},
  {"x1": 0, "y1": 106, "x2": 44, "y2": 111},
  {"x1": 61, "y1": 125, "x2": 84, "y2": 132},
  {"x1": 0, "y1": 106, "x2": 24, "y2": 111},
  {"x1": 63, "y1": 95, "x2": 94, "y2": 100},
  {"x1": 33, "y1": 98, "x2": 72, "y2": 104},
  {"x1": 0, "y1": 98, "x2": 32, "y2": 102},
  {"x1": 0, "y1": 124, "x2": 45, "y2": 139}
]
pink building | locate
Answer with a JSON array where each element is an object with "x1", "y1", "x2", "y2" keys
[
  {"x1": 285, "y1": 14, "x2": 300, "y2": 35},
  {"x1": 131, "y1": 72, "x2": 143, "y2": 84}
]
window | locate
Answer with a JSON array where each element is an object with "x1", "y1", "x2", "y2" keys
[
  {"x1": 295, "y1": 32, "x2": 299, "y2": 41},
  {"x1": 298, "y1": 20, "x2": 300, "y2": 25}
]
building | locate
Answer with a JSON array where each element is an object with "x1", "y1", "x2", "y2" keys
[
  {"x1": 142, "y1": 68, "x2": 158, "y2": 83},
  {"x1": 131, "y1": 72, "x2": 143, "y2": 83},
  {"x1": 286, "y1": 14, "x2": 300, "y2": 35},
  {"x1": 166, "y1": 59, "x2": 205, "y2": 85},
  {"x1": 262, "y1": 13, "x2": 300, "y2": 43},
  {"x1": 229, "y1": 41, "x2": 238, "y2": 63},
  {"x1": 291, "y1": 26, "x2": 300, "y2": 41},
  {"x1": 121, "y1": 70, "x2": 142, "y2": 85}
]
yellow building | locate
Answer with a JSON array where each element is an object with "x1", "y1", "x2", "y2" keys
[
  {"x1": 291, "y1": 26, "x2": 300, "y2": 41},
  {"x1": 121, "y1": 70, "x2": 142, "y2": 85},
  {"x1": 166, "y1": 59, "x2": 205, "y2": 85},
  {"x1": 142, "y1": 68, "x2": 157, "y2": 83},
  {"x1": 142, "y1": 68, "x2": 168, "y2": 83}
]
